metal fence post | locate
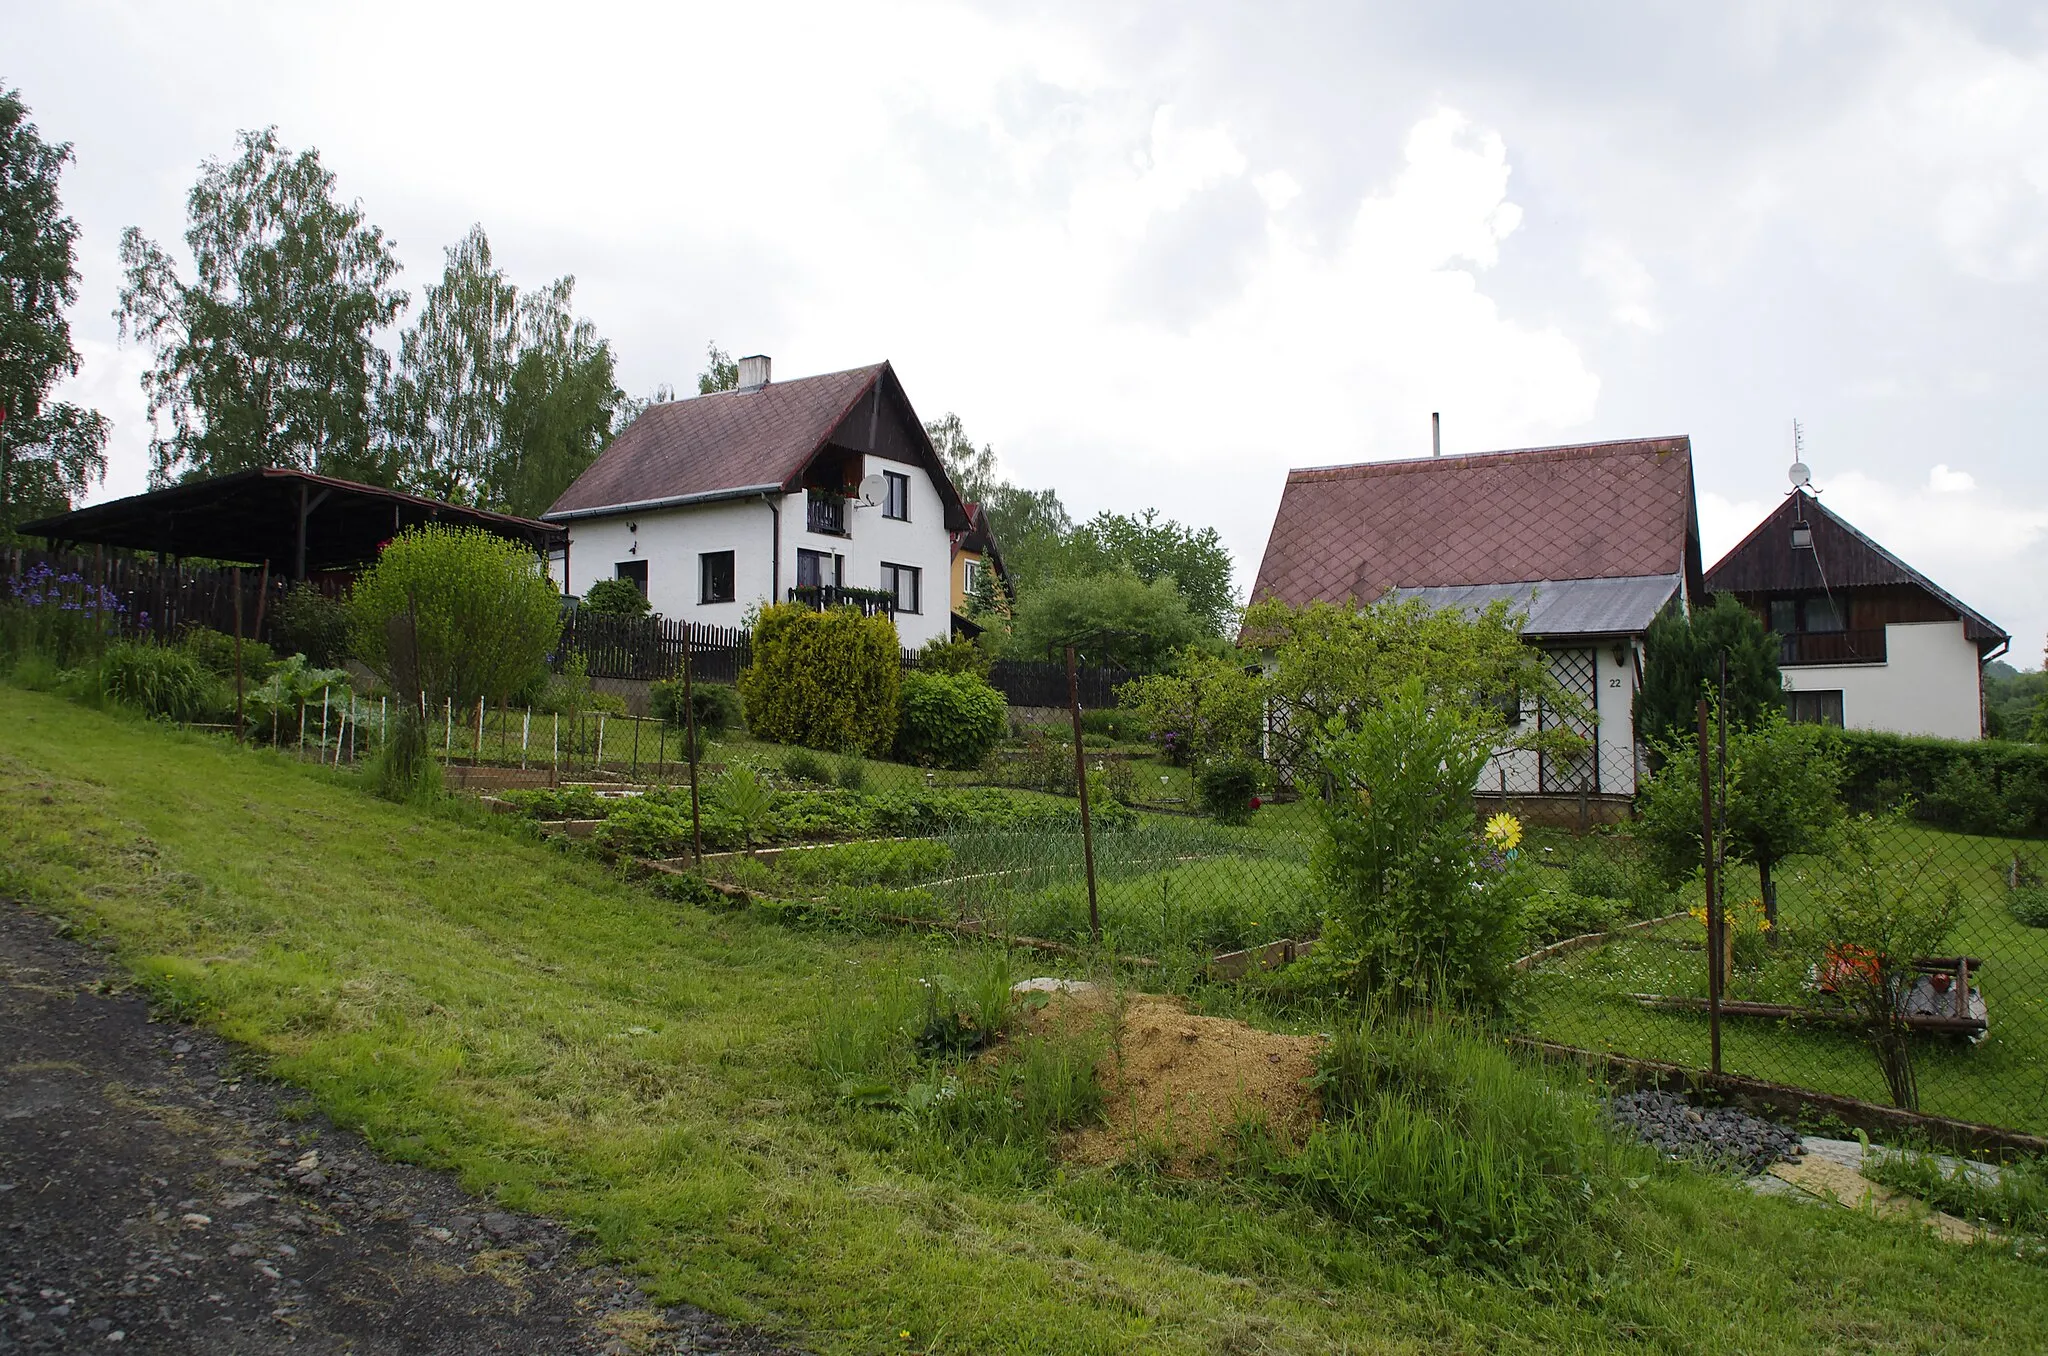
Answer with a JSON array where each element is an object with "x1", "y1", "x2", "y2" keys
[
  {"x1": 1066, "y1": 644, "x2": 1101, "y2": 944},
  {"x1": 1696, "y1": 695, "x2": 1722, "y2": 1075},
  {"x1": 683, "y1": 626, "x2": 704, "y2": 864}
]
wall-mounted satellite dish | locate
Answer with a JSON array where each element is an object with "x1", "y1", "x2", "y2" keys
[
  {"x1": 858, "y1": 472, "x2": 887, "y2": 507},
  {"x1": 1788, "y1": 461, "x2": 1811, "y2": 490}
]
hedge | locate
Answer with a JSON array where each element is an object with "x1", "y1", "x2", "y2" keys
[{"x1": 1813, "y1": 727, "x2": 2048, "y2": 838}]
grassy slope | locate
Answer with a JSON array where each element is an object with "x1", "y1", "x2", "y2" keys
[{"x1": 2, "y1": 684, "x2": 2044, "y2": 1354}]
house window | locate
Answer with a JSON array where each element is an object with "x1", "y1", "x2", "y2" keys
[
  {"x1": 883, "y1": 471, "x2": 910, "y2": 521},
  {"x1": 1769, "y1": 593, "x2": 1847, "y2": 633},
  {"x1": 1768, "y1": 598, "x2": 1798, "y2": 634},
  {"x1": 615, "y1": 560, "x2": 648, "y2": 596},
  {"x1": 880, "y1": 561, "x2": 921, "y2": 614},
  {"x1": 962, "y1": 559, "x2": 981, "y2": 595},
  {"x1": 1804, "y1": 594, "x2": 1845, "y2": 633},
  {"x1": 699, "y1": 551, "x2": 735, "y2": 604},
  {"x1": 1786, "y1": 689, "x2": 1845, "y2": 727},
  {"x1": 796, "y1": 549, "x2": 841, "y2": 590}
]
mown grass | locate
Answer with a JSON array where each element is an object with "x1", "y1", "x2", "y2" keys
[{"x1": 3, "y1": 684, "x2": 2047, "y2": 1353}]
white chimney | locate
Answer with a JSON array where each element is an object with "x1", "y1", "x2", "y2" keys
[{"x1": 737, "y1": 354, "x2": 771, "y2": 390}]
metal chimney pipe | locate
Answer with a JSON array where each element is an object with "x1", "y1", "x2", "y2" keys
[{"x1": 1432, "y1": 412, "x2": 1441, "y2": 457}]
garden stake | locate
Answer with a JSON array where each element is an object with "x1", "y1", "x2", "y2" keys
[
  {"x1": 1716, "y1": 648, "x2": 1733, "y2": 978},
  {"x1": 1065, "y1": 644, "x2": 1101, "y2": 944},
  {"x1": 445, "y1": 698, "x2": 453, "y2": 766},
  {"x1": 1696, "y1": 695, "x2": 1722, "y2": 1075},
  {"x1": 552, "y1": 713, "x2": 559, "y2": 777},
  {"x1": 381, "y1": 697, "x2": 387, "y2": 742},
  {"x1": 521, "y1": 709, "x2": 531, "y2": 771},
  {"x1": 596, "y1": 716, "x2": 606, "y2": 775},
  {"x1": 232, "y1": 565, "x2": 245, "y2": 743},
  {"x1": 476, "y1": 697, "x2": 485, "y2": 767},
  {"x1": 631, "y1": 716, "x2": 640, "y2": 781},
  {"x1": 683, "y1": 625, "x2": 703, "y2": 863},
  {"x1": 298, "y1": 701, "x2": 306, "y2": 756},
  {"x1": 321, "y1": 687, "x2": 331, "y2": 755}
]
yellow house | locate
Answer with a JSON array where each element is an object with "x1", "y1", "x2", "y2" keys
[{"x1": 948, "y1": 501, "x2": 1009, "y2": 627}]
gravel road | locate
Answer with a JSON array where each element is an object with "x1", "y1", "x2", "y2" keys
[{"x1": 0, "y1": 902, "x2": 801, "y2": 1354}]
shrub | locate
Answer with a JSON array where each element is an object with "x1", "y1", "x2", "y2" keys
[
  {"x1": 581, "y1": 577, "x2": 651, "y2": 617},
  {"x1": 1263, "y1": 1010, "x2": 1645, "y2": 1267},
  {"x1": 1565, "y1": 851, "x2": 1630, "y2": 900},
  {"x1": 834, "y1": 754, "x2": 868, "y2": 791},
  {"x1": 649, "y1": 678, "x2": 743, "y2": 735},
  {"x1": 1079, "y1": 706, "x2": 1149, "y2": 743},
  {"x1": 533, "y1": 652, "x2": 627, "y2": 717},
  {"x1": 778, "y1": 839, "x2": 953, "y2": 888},
  {"x1": 781, "y1": 747, "x2": 833, "y2": 785},
  {"x1": 739, "y1": 603, "x2": 900, "y2": 756},
  {"x1": 349, "y1": 526, "x2": 564, "y2": 707},
  {"x1": 96, "y1": 641, "x2": 218, "y2": 721},
  {"x1": 1195, "y1": 757, "x2": 1262, "y2": 825},
  {"x1": 1310, "y1": 678, "x2": 1532, "y2": 1009},
  {"x1": 895, "y1": 669, "x2": 1007, "y2": 770},
  {"x1": 916, "y1": 633, "x2": 989, "y2": 678},
  {"x1": 1815, "y1": 727, "x2": 2048, "y2": 837},
  {"x1": 2009, "y1": 885, "x2": 2048, "y2": 928},
  {"x1": 178, "y1": 625, "x2": 275, "y2": 680},
  {"x1": 274, "y1": 583, "x2": 353, "y2": 667}
]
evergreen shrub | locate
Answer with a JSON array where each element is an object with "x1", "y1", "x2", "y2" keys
[{"x1": 738, "y1": 603, "x2": 901, "y2": 756}]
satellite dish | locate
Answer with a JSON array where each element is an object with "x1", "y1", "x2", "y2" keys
[
  {"x1": 1788, "y1": 461, "x2": 1811, "y2": 489},
  {"x1": 858, "y1": 472, "x2": 887, "y2": 506}
]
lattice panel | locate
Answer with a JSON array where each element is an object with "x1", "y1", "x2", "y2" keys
[{"x1": 1541, "y1": 646, "x2": 1599, "y2": 793}]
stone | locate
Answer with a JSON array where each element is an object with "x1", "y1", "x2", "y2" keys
[
  {"x1": 1011, "y1": 977, "x2": 1099, "y2": 996},
  {"x1": 482, "y1": 1212, "x2": 519, "y2": 1239}
]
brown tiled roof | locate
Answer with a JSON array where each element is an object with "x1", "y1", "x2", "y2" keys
[
  {"x1": 545, "y1": 364, "x2": 886, "y2": 518},
  {"x1": 1250, "y1": 437, "x2": 1700, "y2": 607}
]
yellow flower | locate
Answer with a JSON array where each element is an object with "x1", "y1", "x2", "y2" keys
[{"x1": 1483, "y1": 812, "x2": 1522, "y2": 851}]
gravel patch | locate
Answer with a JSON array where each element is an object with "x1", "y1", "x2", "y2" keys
[
  {"x1": 1609, "y1": 1089, "x2": 1805, "y2": 1175},
  {"x1": 1, "y1": 901, "x2": 803, "y2": 1354}
]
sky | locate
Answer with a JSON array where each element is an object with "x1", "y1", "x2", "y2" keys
[{"x1": 10, "y1": 0, "x2": 2048, "y2": 663}]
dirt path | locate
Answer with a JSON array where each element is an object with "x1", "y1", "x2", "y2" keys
[{"x1": 0, "y1": 903, "x2": 802, "y2": 1355}]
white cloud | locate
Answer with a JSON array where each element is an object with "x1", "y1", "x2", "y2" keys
[
  {"x1": 1580, "y1": 239, "x2": 1661, "y2": 332},
  {"x1": 1928, "y1": 463, "x2": 1976, "y2": 493}
]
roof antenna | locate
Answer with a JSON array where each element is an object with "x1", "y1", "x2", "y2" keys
[
  {"x1": 1788, "y1": 419, "x2": 1814, "y2": 549},
  {"x1": 1432, "y1": 412, "x2": 1441, "y2": 458}
]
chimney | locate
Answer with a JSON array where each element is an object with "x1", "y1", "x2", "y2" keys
[
  {"x1": 1431, "y1": 412, "x2": 1441, "y2": 457},
  {"x1": 737, "y1": 354, "x2": 772, "y2": 390}
]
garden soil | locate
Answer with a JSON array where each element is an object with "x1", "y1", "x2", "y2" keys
[
  {"x1": 0, "y1": 901, "x2": 802, "y2": 1355},
  {"x1": 1026, "y1": 990, "x2": 1322, "y2": 1170}
]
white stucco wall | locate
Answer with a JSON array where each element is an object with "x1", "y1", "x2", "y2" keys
[
  {"x1": 547, "y1": 451, "x2": 955, "y2": 647},
  {"x1": 1780, "y1": 620, "x2": 1983, "y2": 740}
]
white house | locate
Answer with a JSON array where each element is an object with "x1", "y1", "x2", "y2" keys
[
  {"x1": 1704, "y1": 490, "x2": 2009, "y2": 740},
  {"x1": 543, "y1": 357, "x2": 970, "y2": 647},
  {"x1": 1248, "y1": 436, "x2": 1708, "y2": 806}
]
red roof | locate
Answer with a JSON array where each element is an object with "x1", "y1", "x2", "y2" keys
[
  {"x1": 546, "y1": 364, "x2": 887, "y2": 518},
  {"x1": 1249, "y1": 436, "x2": 1701, "y2": 607}
]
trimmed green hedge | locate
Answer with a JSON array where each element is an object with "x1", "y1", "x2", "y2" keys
[
  {"x1": 1814, "y1": 727, "x2": 2048, "y2": 838},
  {"x1": 895, "y1": 670, "x2": 1007, "y2": 769}
]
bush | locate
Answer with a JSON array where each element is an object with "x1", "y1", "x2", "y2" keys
[
  {"x1": 1565, "y1": 851, "x2": 1630, "y2": 900},
  {"x1": 778, "y1": 839, "x2": 953, "y2": 888},
  {"x1": 1263, "y1": 1010, "x2": 1645, "y2": 1267},
  {"x1": 834, "y1": 754, "x2": 868, "y2": 791},
  {"x1": 1519, "y1": 891, "x2": 1619, "y2": 948},
  {"x1": 739, "y1": 603, "x2": 900, "y2": 756},
  {"x1": 1079, "y1": 707, "x2": 1149, "y2": 743},
  {"x1": 2009, "y1": 885, "x2": 2048, "y2": 928},
  {"x1": 581, "y1": 577, "x2": 651, "y2": 617},
  {"x1": 1195, "y1": 756, "x2": 1262, "y2": 825},
  {"x1": 895, "y1": 669, "x2": 1007, "y2": 769},
  {"x1": 96, "y1": 641, "x2": 218, "y2": 721},
  {"x1": 349, "y1": 526, "x2": 564, "y2": 707},
  {"x1": 782, "y1": 747, "x2": 833, "y2": 785},
  {"x1": 1815, "y1": 727, "x2": 2048, "y2": 837},
  {"x1": 916, "y1": 633, "x2": 989, "y2": 678},
  {"x1": 274, "y1": 584, "x2": 352, "y2": 667},
  {"x1": 178, "y1": 625, "x2": 275, "y2": 680},
  {"x1": 649, "y1": 678, "x2": 743, "y2": 735}
]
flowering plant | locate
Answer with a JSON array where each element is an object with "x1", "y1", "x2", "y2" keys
[{"x1": 2, "y1": 562, "x2": 141, "y2": 664}]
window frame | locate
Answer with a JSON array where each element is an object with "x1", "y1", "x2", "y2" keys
[
  {"x1": 882, "y1": 471, "x2": 910, "y2": 521},
  {"x1": 962, "y1": 558, "x2": 981, "y2": 595},
  {"x1": 1785, "y1": 689, "x2": 1845, "y2": 727},
  {"x1": 880, "y1": 561, "x2": 921, "y2": 614},
  {"x1": 698, "y1": 551, "x2": 735, "y2": 605},
  {"x1": 615, "y1": 560, "x2": 649, "y2": 596}
]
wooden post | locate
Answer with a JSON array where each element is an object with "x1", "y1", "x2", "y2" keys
[
  {"x1": 445, "y1": 698, "x2": 453, "y2": 765},
  {"x1": 475, "y1": 697, "x2": 485, "y2": 767},
  {"x1": 521, "y1": 709, "x2": 531, "y2": 771},
  {"x1": 1066, "y1": 644, "x2": 1101, "y2": 945},
  {"x1": 1697, "y1": 696, "x2": 1722, "y2": 1075},
  {"x1": 683, "y1": 626, "x2": 703, "y2": 864},
  {"x1": 552, "y1": 713, "x2": 560, "y2": 781},
  {"x1": 232, "y1": 565, "x2": 246, "y2": 743}
]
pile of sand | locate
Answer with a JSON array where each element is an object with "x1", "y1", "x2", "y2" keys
[{"x1": 1020, "y1": 986, "x2": 1323, "y2": 1170}]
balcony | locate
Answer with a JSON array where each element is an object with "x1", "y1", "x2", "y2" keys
[
  {"x1": 806, "y1": 490, "x2": 848, "y2": 536},
  {"x1": 788, "y1": 584, "x2": 896, "y2": 618},
  {"x1": 1778, "y1": 628, "x2": 1887, "y2": 666}
]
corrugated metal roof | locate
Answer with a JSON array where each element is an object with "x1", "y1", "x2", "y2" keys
[{"x1": 1391, "y1": 573, "x2": 1681, "y2": 639}]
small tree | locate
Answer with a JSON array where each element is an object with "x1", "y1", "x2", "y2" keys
[
  {"x1": 1796, "y1": 816, "x2": 1962, "y2": 1109},
  {"x1": 581, "y1": 577, "x2": 651, "y2": 617},
  {"x1": 1008, "y1": 568, "x2": 1202, "y2": 671},
  {"x1": 349, "y1": 526, "x2": 563, "y2": 708},
  {"x1": 1115, "y1": 647, "x2": 1264, "y2": 767},
  {"x1": 1637, "y1": 595, "x2": 1783, "y2": 755},
  {"x1": 1309, "y1": 678, "x2": 1533, "y2": 1009},
  {"x1": 738, "y1": 602, "x2": 900, "y2": 755}
]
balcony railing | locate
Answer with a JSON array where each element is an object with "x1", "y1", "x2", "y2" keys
[
  {"x1": 806, "y1": 491, "x2": 848, "y2": 536},
  {"x1": 788, "y1": 584, "x2": 896, "y2": 618},
  {"x1": 1778, "y1": 628, "x2": 1887, "y2": 666}
]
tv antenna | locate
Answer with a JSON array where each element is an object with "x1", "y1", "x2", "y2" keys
[{"x1": 1787, "y1": 419, "x2": 1811, "y2": 494}]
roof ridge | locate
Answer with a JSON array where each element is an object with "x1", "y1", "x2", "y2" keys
[{"x1": 1287, "y1": 436, "x2": 1690, "y2": 482}]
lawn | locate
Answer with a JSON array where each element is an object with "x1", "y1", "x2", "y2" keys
[
  {"x1": 1520, "y1": 828, "x2": 2048, "y2": 1135},
  {"x1": 4, "y1": 683, "x2": 2047, "y2": 1354}
]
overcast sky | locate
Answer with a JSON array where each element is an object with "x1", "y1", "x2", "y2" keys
[{"x1": 11, "y1": 0, "x2": 2047, "y2": 663}]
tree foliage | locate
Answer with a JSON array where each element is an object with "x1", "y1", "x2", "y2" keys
[
  {"x1": 1637, "y1": 595, "x2": 1783, "y2": 753},
  {"x1": 491, "y1": 280, "x2": 620, "y2": 517},
  {"x1": 348, "y1": 526, "x2": 563, "y2": 706},
  {"x1": 697, "y1": 342, "x2": 738, "y2": 395},
  {"x1": 1067, "y1": 508, "x2": 1236, "y2": 635},
  {"x1": 738, "y1": 602, "x2": 901, "y2": 755},
  {"x1": 1010, "y1": 569, "x2": 1203, "y2": 671},
  {"x1": 117, "y1": 128, "x2": 405, "y2": 486},
  {"x1": 924, "y1": 411, "x2": 998, "y2": 505},
  {"x1": 0, "y1": 87, "x2": 107, "y2": 537}
]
